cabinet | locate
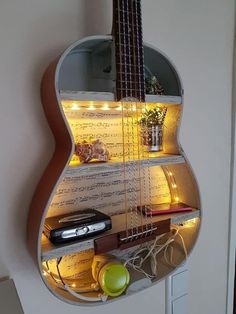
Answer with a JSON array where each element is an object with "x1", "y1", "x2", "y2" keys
[{"x1": 27, "y1": 35, "x2": 201, "y2": 305}]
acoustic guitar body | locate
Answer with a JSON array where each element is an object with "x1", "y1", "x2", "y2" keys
[{"x1": 27, "y1": 1, "x2": 201, "y2": 306}]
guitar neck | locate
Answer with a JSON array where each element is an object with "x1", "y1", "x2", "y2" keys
[{"x1": 113, "y1": 0, "x2": 145, "y2": 102}]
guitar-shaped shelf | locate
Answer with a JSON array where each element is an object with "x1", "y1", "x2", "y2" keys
[{"x1": 27, "y1": 0, "x2": 201, "y2": 306}]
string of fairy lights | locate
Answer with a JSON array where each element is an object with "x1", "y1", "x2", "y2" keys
[
  {"x1": 64, "y1": 101, "x2": 154, "y2": 112},
  {"x1": 41, "y1": 100, "x2": 195, "y2": 296}
]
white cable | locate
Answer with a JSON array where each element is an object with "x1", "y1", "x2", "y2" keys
[
  {"x1": 125, "y1": 227, "x2": 188, "y2": 279},
  {"x1": 45, "y1": 227, "x2": 188, "y2": 301},
  {"x1": 64, "y1": 284, "x2": 108, "y2": 302},
  {"x1": 43, "y1": 267, "x2": 107, "y2": 303}
]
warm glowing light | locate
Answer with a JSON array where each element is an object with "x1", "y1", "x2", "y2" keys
[
  {"x1": 168, "y1": 172, "x2": 173, "y2": 176},
  {"x1": 71, "y1": 283, "x2": 76, "y2": 288},
  {"x1": 183, "y1": 218, "x2": 198, "y2": 228},
  {"x1": 88, "y1": 102, "x2": 95, "y2": 110},
  {"x1": 43, "y1": 271, "x2": 47, "y2": 276},
  {"x1": 102, "y1": 103, "x2": 109, "y2": 111},
  {"x1": 188, "y1": 218, "x2": 197, "y2": 224},
  {"x1": 71, "y1": 102, "x2": 80, "y2": 110},
  {"x1": 116, "y1": 104, "x2": 122, "y2": 111},
  {"x1": 175, "y1": 197, "x2": 179, "y2": 202},
  {"x1": 132, "y1": 104, "x2": 137, "y2": 111},
  {"x1": 172, "y1": 184, "x2": 177, "y2": 188}
]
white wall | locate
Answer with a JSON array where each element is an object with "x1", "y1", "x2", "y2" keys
[
  {"x1": 0, "y1": 1, "x2": 234, "y2": 314},
  {"x1": 226, "y1": 12, "x2": 236, "y2": 314}
]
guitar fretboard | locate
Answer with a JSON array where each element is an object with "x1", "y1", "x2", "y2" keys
[{"x1": 113, "y1": 0, "x2": 145, "y2": 102}]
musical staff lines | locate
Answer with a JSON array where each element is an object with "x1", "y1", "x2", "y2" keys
[{"x1": 47, "y1": 166, "x2": 172, "y2": 218}]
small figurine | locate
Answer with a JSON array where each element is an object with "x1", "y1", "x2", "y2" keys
[{"x1": 75, "y1": 139, "x2": 110, "y2": 163}]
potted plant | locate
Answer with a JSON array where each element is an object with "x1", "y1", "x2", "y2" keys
[{"x1": 139, "y1": 107, "x2": 167, "y2": 152}]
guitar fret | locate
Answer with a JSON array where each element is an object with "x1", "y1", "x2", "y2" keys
[
  {"x1": 117, "y1": 88, "x2": 143, "y2": 92},
  {"x1": 116, "y1": 9, "x2": 141, "y2": 17},
  {"x1": 117, "y1": 70, "x2": 144, "y2": 76},
  {"x1": 116, "y1": 48, "x2": 142, "y2": 57},
  {"x1": 117, "y1": 63, "x2": 144, "y2": 68},
  {"x1": 118, "y1": 46, "x2": 143, "y2": 52},
  {"x1": 117, "y1": 69, "x2": 144, "y2": 76},
  {"x1": 114, "y1": 22, "x2": 142, "y2": 31},
  {"x1": 113, "y1": 0, "x2": 145, "y2": 101},
  {"x1": 133, "y1": 0, "x2": 145, "y2": 99},
  {"x1": 117, "y1": 84, "x2": 140, "y2": 91},
  {"x1": 118, "y1": 70, "x2": 144, "y2": 75},
  {"x1": 116, "y1": 78, "x2": 143, "y2": 83}
]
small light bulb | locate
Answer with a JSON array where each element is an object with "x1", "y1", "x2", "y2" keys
[
  {"x1": 132, "y1": 105, "x2": 136, "y2": 111},
  {"x1": 71, "y1": 283, "x2": 76, "y2": 288},
  {"x1": 88, "y1": 102, "x2": 95, "y2": 110},
  {"x1": 71, "y1": 103, "x2": 80, "y2": 110},
  {"x1": 168, "y1": 172, "x2": 173, "y2": 176},
  {"x1": 184, "y1": 218, "x2": 197, "y2": 228},
  {"x1": 172, "y1": 184, "x2": 177, "y2": 188},
  {"x1": 175, "y1": 197, "x2": 179, "y2": 202},
  {"x1": 102, "y1": 103, "x2": 109, "y2": 110}
]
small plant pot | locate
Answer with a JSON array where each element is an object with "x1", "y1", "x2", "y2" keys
[{"x1": 141, "y1": 125, "x2": 163, "y2": 152}]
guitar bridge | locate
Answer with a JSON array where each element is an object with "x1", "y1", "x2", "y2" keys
[{"x1": 94, "y1": 219, "x2": 170, "y2": 254}]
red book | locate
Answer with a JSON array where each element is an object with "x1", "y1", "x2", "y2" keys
[{"x1": 138, "y1": 203, "x2": 192, "y2": 216}]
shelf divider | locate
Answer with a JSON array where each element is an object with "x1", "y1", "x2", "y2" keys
[
  {"x1": 66, "y1": 154, "x2": 185, "y2": 176},
  {"x1": 60, "y1": 90, "x2": 182, "y2": 104},
  {"x1": 41, "y1": 208, "x2": 200, "y2": 261}
]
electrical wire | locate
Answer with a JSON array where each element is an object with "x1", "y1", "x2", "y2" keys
[{"x1": 124, "y1": 227, "x2": 188, "y2": 279}]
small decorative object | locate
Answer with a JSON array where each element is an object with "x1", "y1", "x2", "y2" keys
[
  {"x1": 92, "y1": 255, "x2": 130, "y2": 297},
  {"x1": 139, "y1": 107, "x2": 167, "y2": 152},
  {"x1": 145, "y1": 75, "x2": 164, "y2": 95},
  {"x1": 75, "y1": 139, "x2": 110, "y2": 163}
]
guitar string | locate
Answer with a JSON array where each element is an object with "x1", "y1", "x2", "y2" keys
[
  {"x1": 130, "y1": 0, "x2": 143, "y2": 236},
  {"x1": 137, "y1": 0, "x2": 154, "y2": 233},
  {"x1": 126, "y1": 0, "x2": 139, "y2": 238},
  {"x1": 133, "y1": 0, "x2": 151, "y2": 234},
  {"x1": 117, "y1": 0, "x2": 129, "y2": 238},
  {"x1": 118, "y1": 0, "x2": 154, "y2": 240},
  {"x1": 122, "y1": 0, "x2": 136, "y2": 239},
  {"x1": 121, "y1": 0, "x2": 134, "y2": 238}
]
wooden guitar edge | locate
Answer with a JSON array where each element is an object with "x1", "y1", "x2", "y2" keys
[{"x1": 27, "y1": 59, "x2": 73, "y2": 265}]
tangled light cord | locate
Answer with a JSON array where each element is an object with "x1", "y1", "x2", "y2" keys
[
  {"x1": 124, "y1": 227, "x2": 187, "y2": 279},
  {"x1": 43, "y1": 227, "x2": 187, "y2": 301},
  {"x1": 43, "y1": 258, "x2": 107, "y2": 302}
]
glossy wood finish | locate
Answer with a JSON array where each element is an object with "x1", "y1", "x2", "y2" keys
[{"x1": 27, "y1": 59, "x2": 74, "y2": 264}]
